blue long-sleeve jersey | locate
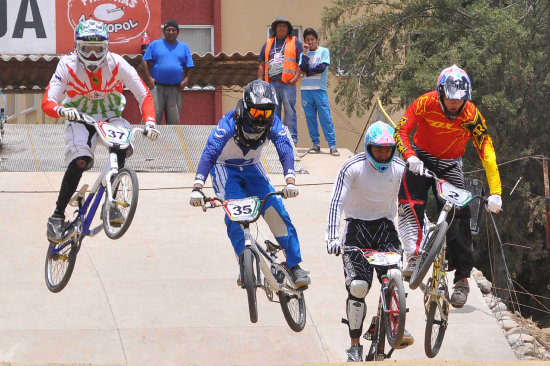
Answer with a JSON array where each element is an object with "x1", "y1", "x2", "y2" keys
[{"x1": 194, "y1": 110, "x2": 296, "y2": 185}]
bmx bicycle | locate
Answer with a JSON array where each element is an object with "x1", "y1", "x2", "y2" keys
[
  {"x1": 201, "y1": 191, "x2": 307, "y2": 332},
  {"x1": 342, "y1": 246, "x2": 410, "y2": 361},
  {"x1": 45, "y1": 114, "x2": 157, "y2": 293},
  {"x1": 408, "y1": 169, "x2": 486, "y2": 357}
]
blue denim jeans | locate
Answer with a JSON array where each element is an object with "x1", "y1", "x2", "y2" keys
[
  {"x1": 271, "y1": 82, "x2": 297, "y2": 144},
  {"x1": 301, "y1": 89, "x2": 337, "y2": 147}
]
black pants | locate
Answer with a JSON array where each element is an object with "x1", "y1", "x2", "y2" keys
[
  {"x1": 398, "y1": 147, "x2": 473, "y2": 283},
  {"x1": 342, "y1": 217, "x2": 401, "y2": 288}
]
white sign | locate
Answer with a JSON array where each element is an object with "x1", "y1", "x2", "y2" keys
[{"x1": 0, "y1": 0, "x2": 56, "y2": 54}]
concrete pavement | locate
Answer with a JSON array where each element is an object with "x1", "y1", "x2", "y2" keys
[{"x1": 0, "y1": 148, "x2": 521, "y2": 364}]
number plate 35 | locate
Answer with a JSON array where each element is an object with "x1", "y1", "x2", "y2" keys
[
  {"x1": 223, "y1": 197, "x2": 261, "y2": 222},
  {"x1": 98, "y1": 121, "x2": 131, "y2": 144}
]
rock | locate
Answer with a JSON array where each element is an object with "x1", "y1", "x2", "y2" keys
[
  {"x1": 492, "y1": 301, "x2": 508, "y2": 312},
  {"x1": 501, "y1": 319, "x2": 519, "y2": 330},
  {"x1": 472, "y1": 269, "x2": 484, "y2": 279},
  {"x1": 508, "y1": 333, "x2": 535, "y2": 344},
  {"x1": 489, "y1": 297, "x2": 501, "y2": 309},
  {"x1": 495, "y1": 311, "x2": 513, "y2": 320},
  {"x1": 478, "y1": 278, "x2": 493, "y2": 294},
  {"x1": 514, "y1": 345, "x2": 537, "y2": 357},
  {"x1": 505, "y1": 327, "x2": 530, "y2": 337}
]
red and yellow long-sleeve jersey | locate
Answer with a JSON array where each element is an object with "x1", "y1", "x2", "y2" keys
[{"x1": 394, "y1": 91, "x2": 501, "y2": 195}]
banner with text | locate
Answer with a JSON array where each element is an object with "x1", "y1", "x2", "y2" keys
[{"x1": 0, "y1": 0, "x2": 160, "y2": 55}]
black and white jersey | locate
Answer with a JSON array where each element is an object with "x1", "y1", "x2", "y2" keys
[{"x1": 326, "y1": 153, "x2": 406, "y2": 241}]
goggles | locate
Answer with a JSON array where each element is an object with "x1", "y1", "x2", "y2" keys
[
  {"x1": 77, "y1": 41, "x2": 107, "y2": 58},
  {"x1": 249, "y1": 107, "x2": 273, "y2": 119}
]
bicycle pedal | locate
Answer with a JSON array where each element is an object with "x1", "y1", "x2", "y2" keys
[{"x1": 264, "y1": 240, "x2": 282, "y2": 252}]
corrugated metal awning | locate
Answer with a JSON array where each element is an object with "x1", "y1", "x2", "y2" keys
[{"x1": 0, "y1": 52, "x2": 259, "y2": 93}]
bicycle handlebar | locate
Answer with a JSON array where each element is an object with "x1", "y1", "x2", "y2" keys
[
  {"x1": 74, "y1": 113, "x2": 150, "y2": 136},
  {"x1": 202, "y1": 191, "x2": 285, "y2": 223}
]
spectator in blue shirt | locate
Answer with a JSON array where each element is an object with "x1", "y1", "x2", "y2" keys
[
  {"x1": 142, "y1": 19, "x2": 194, "y2": 125},
  {"x1": 299, "y1": 28, "x2": 339, "y2": 156}
]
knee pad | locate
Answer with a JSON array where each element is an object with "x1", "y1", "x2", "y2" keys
[
  {"x1": 349, "y1": 279, "x2": 369, "y2": 298},
  {"x1": 70, "y1": 156, "x2": 92, "y2": 172},
  {"x1": 263, "y1": 205, "x2": 288, "y2": 237},
  {"x1": 346, "y1": 296, "x2": 367, "y2": 338}
]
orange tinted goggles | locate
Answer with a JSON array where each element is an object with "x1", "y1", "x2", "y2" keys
[{"x1": 249, "y1": 108, "x2": 273, "y2": 118}]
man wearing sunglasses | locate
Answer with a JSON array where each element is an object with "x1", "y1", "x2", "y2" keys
[{"x1": 189, "y1": 80, "x2": 311, "y2": 288}]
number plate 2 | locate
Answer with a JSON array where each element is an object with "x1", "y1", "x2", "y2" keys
[
  {"x1": 223, "y1": 197, "x2": 261, "y2": 222},
  {"x1": 436, "y1": 179, "x2": 473, "y2": 207},
  {"x1": 98, "y1": 121, "x2": 130, "y2": 144}
]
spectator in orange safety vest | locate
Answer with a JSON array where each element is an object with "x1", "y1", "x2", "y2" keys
[{"x1": 258, "y1": 16, "x2": 302, "y2": 144}]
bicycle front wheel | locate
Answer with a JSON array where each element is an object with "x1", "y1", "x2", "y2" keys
[
  {"x1": 45, "y1": 239, "x2": 78, "y2": 293},
  {"x1": 242, "y1": 249, "x2": 258, "y2": 323},
  {"x1": 103, "y1": 168, "x2": 139, "y2": 240},
  {"x1": 366, "y1": 303, "x2": 387, "y2": 361},
  {"x1": 425, "y1": 298, "x2": 449, "y2": 358},
  {"x1": 385, "y1": 272, "x2": 407, "y2": 349},
  {"x1": 278, "y1": 290, "x2": 306, "y2": 332},
  {"x1": 409, "y1": 221, "x2": 448, "y2": 290}
]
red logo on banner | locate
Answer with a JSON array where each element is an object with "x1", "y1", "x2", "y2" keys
[
  {"x1": 57, "y1": 0, "x2": 160, "y2": 54},
  {"x1": 67, "y1": 0, "x2": 150, "y2": 44}
]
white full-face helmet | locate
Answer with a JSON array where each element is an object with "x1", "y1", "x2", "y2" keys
[{"x1": 74, "y1": 19, "x2": 109, "y2": 73}]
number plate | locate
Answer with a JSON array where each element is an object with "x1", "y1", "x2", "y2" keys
[
  {"x1": 436, "y1": 179, "x2": 473, "y2": 207},
  {"x1": 223, "y1": 196, "x2": 261, "y2": 222},
  {"x1": 364, "y1": 251, "x2": 401, "y2": 266},
  {"x1": 98, "y1": 121, "x2": 131, "y2": 144}
]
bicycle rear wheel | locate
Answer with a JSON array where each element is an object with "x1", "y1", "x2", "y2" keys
[
  {"x1": 242, "y1": 249, "x2": 258, "y2": 323},
  {"x1": 278, "y1": 290, "x2": 306, "y2": 332},
  {"x1": 103, "y1": 168, "x2": 139, "y2": 240},
  {"x1": 409, "y1": 221, "x2": 448, "y2": 290},
  {"x1": 425, "y1": 298, "x2": 449, "y2": 358},
  {"x1": 45, "y1": 239, "x2": 78, "y2": 293},
  {"x1": 385, "y1": 272, "x2": 407, "y2": 349}
]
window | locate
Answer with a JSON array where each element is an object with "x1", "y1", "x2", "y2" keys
[
  {"x1": 162, "y1": 25, "x2": 214, "y2": 56},
  {"x1": 267, "y1": 26, "x2": 302, "y2": 42}
]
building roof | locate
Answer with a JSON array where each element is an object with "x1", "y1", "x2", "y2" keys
[{"x1": 0, "y1": 52, "x2": 259, "y2": 93}]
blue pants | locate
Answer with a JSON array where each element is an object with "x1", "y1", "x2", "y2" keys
[
  {"x1": 210, "y1": 163, "x2": 303, "y2": 268},
  {"x1": 271, "y1": 82, "x2": 298, "y2": 144},
  {"x1": 301, "y1": 89, "x2": 336, "y2": 147}
]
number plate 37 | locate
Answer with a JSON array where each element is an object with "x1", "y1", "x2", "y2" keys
[{"x1": 98, "y1": 121, "x2": 130, "y2": 144}]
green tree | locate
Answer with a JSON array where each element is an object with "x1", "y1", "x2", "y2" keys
[{"x1": 322, "y1": 0, "x2": 550, "y2": 324}]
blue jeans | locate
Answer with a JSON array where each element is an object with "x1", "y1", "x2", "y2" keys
[
  {"x1": 210, "y1": 163, "x2": 303, "y2": 268},
  {"x1": 271, "y1": 82, "x2": 297, "y2": 144},
  {"x1": 301, "y1": 89, "x2": 337, "y2": 147}
]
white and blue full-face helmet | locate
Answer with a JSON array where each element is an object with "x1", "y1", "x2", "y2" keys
[
  {"x1": 436, "y1": 64, "x2": 472, "y2": 119},
  {"x1": 74, "y1": 19, "x2": 109, "y2": 72},
  {"x1": 364, "y1": 121, "x2": 396, "y2": 173}
]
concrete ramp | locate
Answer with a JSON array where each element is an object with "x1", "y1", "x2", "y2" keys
[{"x1": 0, "y1": 148, "x2": 521, "y2": 365}]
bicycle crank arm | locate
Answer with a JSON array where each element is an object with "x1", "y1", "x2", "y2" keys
[{"x1": 88, "y1": 223, "x2": 104, "y2": 237}]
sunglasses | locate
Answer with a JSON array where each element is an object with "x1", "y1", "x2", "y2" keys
[{"x1": 249, "y1": 108, "x2": 273, "y2": 119}]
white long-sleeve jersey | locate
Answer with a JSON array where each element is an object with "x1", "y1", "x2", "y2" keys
[{"x1": 325, "y1": 153, "x2": 406, "y2": 241}]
